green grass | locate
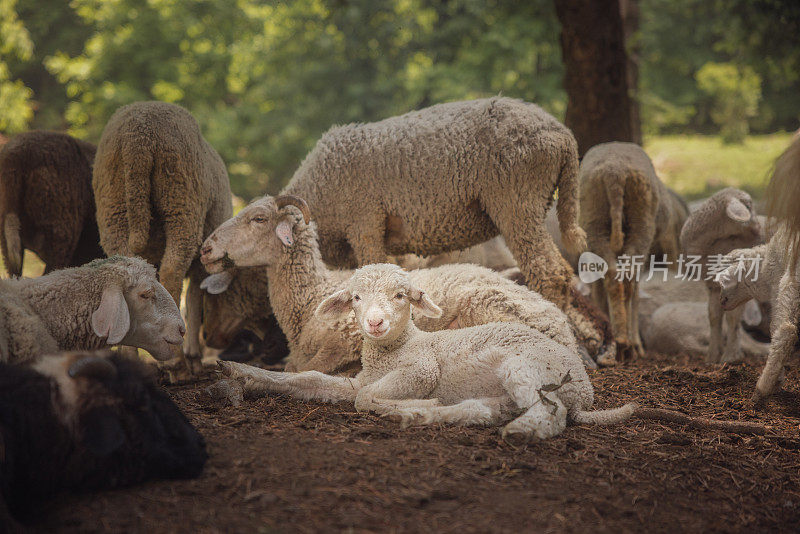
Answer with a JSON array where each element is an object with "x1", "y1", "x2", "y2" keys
[{"x1": 644, "y1": 132, "x2": 793, "y2": 201}]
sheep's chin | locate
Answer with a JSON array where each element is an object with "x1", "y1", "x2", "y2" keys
[{"x1": 364, "y1": 328, "x2": 389, "y2": 340}]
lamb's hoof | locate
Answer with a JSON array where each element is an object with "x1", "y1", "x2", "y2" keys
[
  {"x1": 217, "y1": 360, "x2": 234, "y2": 377},
  {"x1": 385, "y1": 409, "x2": 429, "y2": 429}
]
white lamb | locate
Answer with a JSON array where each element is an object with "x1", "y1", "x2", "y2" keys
[{"x1": 220, "y1": 264, "x2": 635, "y2": 441}]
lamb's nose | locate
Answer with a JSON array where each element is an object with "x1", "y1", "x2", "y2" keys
[{"x1": 368, "y1": 318, "x2": 383, "y2": 328}]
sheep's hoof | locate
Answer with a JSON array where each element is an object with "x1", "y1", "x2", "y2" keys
[
  {"x1": 217, "y1": 360, "x2": 234, "y2": 377},
  {"x1": 184, "y1": 353, "x2": 205, "y2": 375},
  {"x1": 749, "y1": 390, "x2": 769, "y2": 410}
]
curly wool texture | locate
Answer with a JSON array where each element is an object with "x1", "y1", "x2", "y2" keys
[
  {"x1": 578, "y1": 142, "x2": 688, "y2": 359},
  {"x1": 206, "y1": 211, "x2": 577, "y2": 376},
  {"x1": 281, "y1": 97, "x2": 585, "y2": 313},
  {"x1": 93, "y1": 101, "x2": 232, "y2": 360},
  {"x1": 0, "y1": 131, "x2": 102, "y2": 277},
  {"x1": 0, "y1": 256, "x2": 157, "y2": 363}
]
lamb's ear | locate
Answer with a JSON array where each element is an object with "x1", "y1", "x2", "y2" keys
[
  {"x1": 408, "y1": 287, "x2": 443, "y2": 318},
  {"x1": 315, "y1": 289, "x2": 353, "y2": 317},
  {"x1": 91, "y1": 286, "x2": 131, "y2": 345},
  {"x1": 275, "y1": 218, "x2": 295, "y2": 247},
  {"x1": 726, "y1": 198, "x2": 752, "y2": 222},
  {"x1": 201, "y1": 271, "x2": 234, "y2": 294}
]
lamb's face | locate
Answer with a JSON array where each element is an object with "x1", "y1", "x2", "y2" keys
[
  {"x1": 715, "y1": 263, "x2": 751, "y2": 311},
  {"x1": 200, "y1": 195, "x2": 310, "y2": 273},
  {"x1": 316, "y1": 264, "x2": 443, "y2": 345},
  {"x1": 350, "y1": 268, "x2": 415, "y2": 342}
]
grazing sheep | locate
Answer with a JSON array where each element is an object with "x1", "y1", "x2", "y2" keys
[
  {"x1": 680, "y1": 188, "x2": 763, "y2": 363},
  {"x1": 0, "y1": 350, "x2": 206, "y2": 527},
  {"x1": 0, "y1": 131, "x2": 102, "y2": 277},
  {"x1": 0, "y1": 256, "x2": 185, "y2": 364},
  {"x1": 274, "y1": 97, "x2": 610, "y2": 354},
  {"x1": 93, "y1": 102, "x2": 232, "y2": 373},
  {"x1": 200, "y1": 196, "x2": 588, "y2": 376},
  {"x1": 578, "y1": 142, "x2": 689, "y2": 361},
  {"x1": 221, "y1": 264, "x2": 635, "y2": 442}
]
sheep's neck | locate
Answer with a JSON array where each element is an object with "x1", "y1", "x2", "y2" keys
[
  {"x1": 360, "y1": 322, "x2": 418, "y2": 372},
  {"x1": 266, "y1": 228, "x2": 336, "y2": 343},
  {"x1": 20, "y1": 274, "x2": 106, "y2": 350}
]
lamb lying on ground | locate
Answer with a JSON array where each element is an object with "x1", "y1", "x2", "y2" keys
[
  {"x1": 200, "y1": 196, "x2": 598, "y2": 376},
  {"x1": 0, "y1": 256, "x2": 185, "y2": 364},
  {"x1": 220, "y1": 264, "x2": 635, "y2": 441}
]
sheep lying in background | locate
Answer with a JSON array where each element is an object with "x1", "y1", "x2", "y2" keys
[
  {"x1": 201, "y1": 196, "x2": 593, "y2": 376},
  {"x1": 0, "y1": 256, "x2": 185, "y2": 365},
  {"x1": 0, "y1": 131, "x2": 102, "y2": 277},
  {"x1": 221, "y1": 264, "x2": 635, "y2": 442},
  {"x1": 395, "y1": 236, "x2": 516, "y2": 272},
  {"x1": 578, "y1": 142, "x2": 689, "y2": 361},
  {"x1": 680, "y1": 188, "x2": 763, "y2": 363},
  {"x1": 276, "y1": 97, "x2": 612, "y2": 359},
  {"x1": 93, "y1": 102, "x2": 232, "y2": 373},
  {"x1": 0, "y1": 350, "x2": 206, "y2": 528}
]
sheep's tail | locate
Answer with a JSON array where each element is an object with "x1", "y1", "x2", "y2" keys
[
  {"x1": 572, "y1": 402, "x2": 637, "y2": 425},
  {"x1": 766, "y1": 137, "x2": 800, "y2": 273},
  {"x1": 605, "y1": 175, "x2": 626, "y2": 254},
  {"x1": 122, "y1": 139, "x2": 154, "y2": 255},
  {"x1": 556, "y1": 140, "x2": 587, "y2": 254},
  {"x1": 0, "y1": 151, "x2": 23, "y2": 277}
]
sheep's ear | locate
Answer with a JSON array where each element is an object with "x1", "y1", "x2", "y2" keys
[
  {"x1": 743, "y1": 300, "x2": 762, "y2": 326},
  {"x1": 201, "y1": 271, "x2": 234, "y2": 294},
  {"x1": 409, "y1": 287, "x2": 443, "y2": 318},
  {"x1": 92, "y1": 286, "x2": 131, "y2": 345},
  {"x1": 315, "y1": 289, "x2": 352, "y2": 317},
  {"x1": 275, "y1": 218, "x2": 295, "y2": 247},
  {"x1": 726, "y1": 198, "x2": 752, "y2": 222}
]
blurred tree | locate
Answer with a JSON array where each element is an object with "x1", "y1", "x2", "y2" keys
[
  {"x1": 0, "y1": 0, "x2": 34, "y2": 133},
  {"x1": 554, "y1": 0, "x2": 641, "y2": 156},
  {"x1": 696, "y1": 62, "x2": 761, "y2": 144}
]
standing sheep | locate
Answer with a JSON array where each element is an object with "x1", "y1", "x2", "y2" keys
[
  {"x1": 277, "y1": 97, "x2": 605, "y2": 351},
  {"x1": 0, "y1": 131, "x2": 102, "y2": 277},
  {"x1": 200, "y1": 196, "x2": 594, "y2": 376},
  {"x1": 93, "y1": 102, "x2": 232, "y2": 372},
  {"x1": 680, "y1": 188, "x2": 763, "y2": 363},
  {"x1": 220, "y1": 264, "x2": 635, "y2": 442},
  {"x1": 578, "y1": 142, "x2": 689, "y2": 360},
  {"x1": 0, "y1": 256, "x2": 186, "y2": 365}
]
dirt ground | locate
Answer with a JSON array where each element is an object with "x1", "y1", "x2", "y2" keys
[{"x1": 33, "y1": 352, "x2": 800, "y2": 533}]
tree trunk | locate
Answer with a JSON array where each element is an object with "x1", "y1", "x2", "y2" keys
[{"x1": 554, "y1": 0, "x2": 642, "y2": 156}]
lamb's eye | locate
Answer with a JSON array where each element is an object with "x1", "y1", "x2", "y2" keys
[
  {"x1": 353, "y1": 295, "x2": 360, "y2": 301},
  {"x1": 252, "y1": 216, "x2": 267, "y2": 224},
  {"x1": 395, "y1": 292, "x2": 405, "y2": 300}
]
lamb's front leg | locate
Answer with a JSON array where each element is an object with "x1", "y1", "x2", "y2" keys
[
  {"x1": 354, "y1": 362, "x2": 438, "y2": 415},
  {"x1": 389, "y1": 397, "x2": 512, "y2": 428},
  {"x1": 219, "y1": 361, "x2": 360, "y2": 402},
  {"x1": 753, "y1": 270, "x2": 800, "y2": 404}
]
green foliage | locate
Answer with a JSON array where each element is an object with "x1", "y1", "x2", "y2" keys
[
  {"x1": 0, "y1": 0, "x2": 34, "y2": 132},
  {"x1": 696, "y1": 62, "x2": 761, "y2": 143}
]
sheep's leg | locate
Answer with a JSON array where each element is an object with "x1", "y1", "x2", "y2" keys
[
  {"x1": 721, "y1": 307, "x2": 745, "y2": 363},
  {"x1": 354, "y1": 366, "x2": 438, "y2": 414},
  {"x1": 386, "y1": 397, "x2": 511, "y2": 428},
  {"x1": 497, "y1": 355, "x2": 571, "y2": 440},
  {"x1": 707, "y1": 285, "x2": 723, "y2": 363},
  {"x1": 348, "y1": 218, "x2": 390, "y2": 266},
  {"x1": 590, "y1": 277, "x2": 609, "y2": 316},
  {"x1": 753, "y1": 271, "x2": 800, "y2": 404},
  {"x1": 183, "y1": 269, "x2": 205, "y2": 374},
  {"x1": 626, "y1": 279, "x2": 644, "y2": 358},
  {"x1": 605, "y1": 277, "x2": 633, "y2": 360},
  {"x1": 219, "y1": 361, "x2": 360, "y2": 402}
]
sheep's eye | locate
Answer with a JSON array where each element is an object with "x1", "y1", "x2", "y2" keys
[
  {"x1": 395, "y1": 293, "x2": 405, "y2": 300},
  {"x1": 353, "y1": 295, "x2": 360, "y2": 301},
  {"x1": 252, "y1": 216, "x2": 267, "y2": 224},
  {"x1": 139, "y1": 288, "x2": 154, "y2": 299}
]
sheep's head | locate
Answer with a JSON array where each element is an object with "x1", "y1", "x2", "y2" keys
[
  {"x1": 33, "y1": 350, "x2": 206, "y2": 479},
  {"x1": 88, "y1": 257, "x2": 185, "y2": 361},
  {"x1": 715, "y1": 259, "x2": 752, "y2": 311},
  {"x1": 711, "y1": 188, "x2": 761, "y2": 237},
  {"x1": 316, "y1": 264, "x2": 442, "y2": 344},
  {"x1": 200, "y1": 195, "x2": 311, "y2": 273}
]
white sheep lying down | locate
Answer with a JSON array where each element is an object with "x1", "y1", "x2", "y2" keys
[{"x1": 221, "y1": 264, "x2": 635, "y2": 441}]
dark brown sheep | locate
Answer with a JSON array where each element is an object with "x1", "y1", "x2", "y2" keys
[{"x1": 0, "y1": 131, "x2": 102, "y2": 277}]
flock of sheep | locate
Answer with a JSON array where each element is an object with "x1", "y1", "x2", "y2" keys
[{"x1": 0, "y1": 96, "x2": 797, "y2": 524}]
